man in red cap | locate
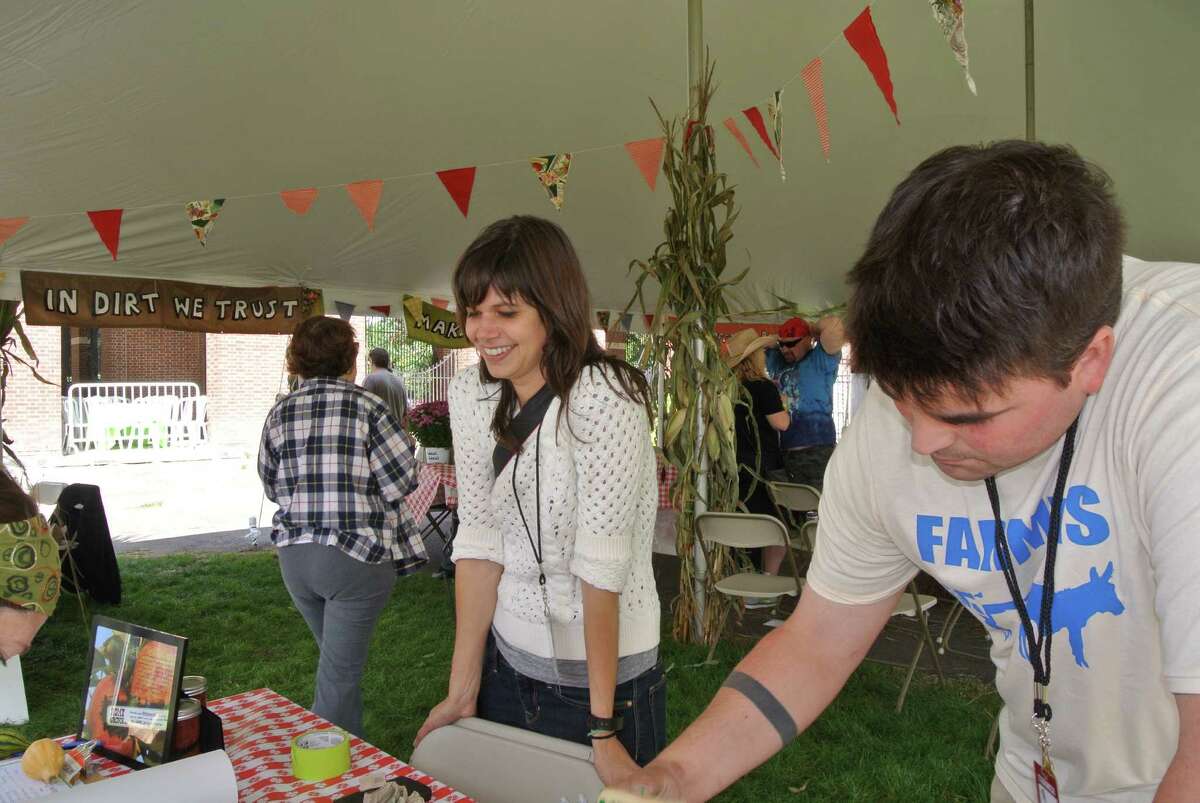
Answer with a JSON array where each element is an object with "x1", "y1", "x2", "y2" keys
[{"x1": 764, "y1": 313, "x2": 846, "y2": 489}]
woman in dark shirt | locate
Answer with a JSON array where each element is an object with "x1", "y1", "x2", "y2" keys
[{"x1": 725, "y1": 328, "x2": 790, "y2": 575}]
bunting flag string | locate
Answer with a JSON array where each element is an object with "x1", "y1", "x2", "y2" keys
[
  {"x1": 768, "y1": 90, "x2": 786, "y2": 181},
  {"x1": 334, "y1": 301, "x2": 355, "y2": 321},
  {"x1": 930, "y1": 0, "x2": 977, "y2": 95},
  {"x1": 801, "y1": 58, "x2": 831, "y2": 162},
  {"x1": 87, "y1": 209, "x2": 123, "y2": 261},
  {"x1": 530, "y1": 154, "x2": 572, "y2": 210},
  {"x1": 436, "y1": 167, "x2": 477, "y2": 218},
  {"x1": 368, "y1": 305, "x2": 391, "y2": 317},
  {"x1": 280, "y1": 188, "x2": 319, "y2": 215},
  {"x1": 346, "y1": 179, "x2": 384, "y2": 231},
  {"x1": 845, "y1": 6, "x2": 900, "y2": 125},
  {"x1": 185, "y1": 199, "x2": 225, "y2": 246},
  {"x1": 624, "y1": 138, "x2": 666, "y2": 191},
  {"x1": 0, "y1": 217, "x2": 29, "y2": 247},
  {"x1": 722, "y1": 118, "x2": 760, "y2": 167},
  {"x1": 741, "y1": 106, "x2": 780, "y2": 161}
]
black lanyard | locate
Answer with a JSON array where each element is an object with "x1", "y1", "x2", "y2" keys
[
  {"x1": 512, "y1": 422, "x2": 545, "y2": 586},
  {"x1": 984, "y1": 417, "x2": 1079, "y2": 723}
]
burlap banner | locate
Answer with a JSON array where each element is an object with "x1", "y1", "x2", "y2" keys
[
  {"x1": 20, "y1": 271, "x2": 323, "y2": 334},
  {"x1": 402, "y1": 295, "x2": 470, "y2": 348}
]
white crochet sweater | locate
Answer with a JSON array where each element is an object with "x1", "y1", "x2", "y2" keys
[{"x1": 448, "y1": 365, "x2": 660, "y2": 661}]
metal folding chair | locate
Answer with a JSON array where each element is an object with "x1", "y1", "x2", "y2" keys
[
  {"x1": 695, "y1": 512, "x2": 804, "y2": 663},
  {"x1": 768, "y1": 481, "x2": 821, "y2": 551}
]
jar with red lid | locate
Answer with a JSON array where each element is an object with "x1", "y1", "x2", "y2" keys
[
  {"x1": 172, "y1": 697, "x2": 202, "y2": 759},
  {"x1": 182, "y1": 675, "x2": 208, "y2": 708}
]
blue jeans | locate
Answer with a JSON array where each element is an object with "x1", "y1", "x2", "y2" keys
[{"x1": 476, "y1": 634, "x2": 668, "y2": 764}]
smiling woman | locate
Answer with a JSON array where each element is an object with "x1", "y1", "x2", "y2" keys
[{"x1": 415, "y1": 216, "x2": 666, "y2": 787}]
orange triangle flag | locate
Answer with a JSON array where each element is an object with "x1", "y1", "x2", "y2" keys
[
  {"x1": 280, "y1": 188, "x2": 319, "y2": 215},
  {"x1": 624, "y1": 138, "x2": 666, "y2": 191},
  {"x1": 431, "y1": 297, "x2": 450, "y2": 309},
  {"x1": 345, "y1": 180, "x2": 384, "y2": 231},
  {"x1": 723, "y1": 118, "x2": 760, "y2": 168},
  {"x1": 436, "y1": 167, "x2": 477, "y2": 218},
  {"x1": 0, "y1": 217, "x2": 29, "y2": 246},
  {"x1": 87, "y1": 209, "x2": 123, "y2": 260}
]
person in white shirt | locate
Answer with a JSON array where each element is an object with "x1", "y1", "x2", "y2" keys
[
  {"x1": 618, "y1": 141, "x2": 1200, "y2": 802},
  {"x1": 414, "y1": 215, "x2": 665, "y2": 786}
]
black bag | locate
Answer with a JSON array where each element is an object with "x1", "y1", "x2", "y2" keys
[{"x1": 53, "y1": 484, "x2": 122, "y2": 605}]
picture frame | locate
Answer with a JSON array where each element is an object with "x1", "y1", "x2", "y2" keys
[{"x1": 76, "y1": 615, "x2": 188, "y2": 769}]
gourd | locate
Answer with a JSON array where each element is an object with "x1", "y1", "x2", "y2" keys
[
  {"x1": 0, "y1": 727, "x2": 30, "y2": 758},
  {"x1": 21, "y1": 738, "x2": 64, "y2": 782}
]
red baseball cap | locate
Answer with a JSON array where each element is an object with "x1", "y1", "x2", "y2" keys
[{"x1": 778, "y1": 317, "x2": 811, "y2": 342}]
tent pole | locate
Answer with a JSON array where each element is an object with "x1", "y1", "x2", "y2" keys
[
  {"x1": 686, "y1": 0, "x2": 708, "y2": 636},
  {"x1": 1024, "y1": 0, "x2": 1035, "y2": 141}
]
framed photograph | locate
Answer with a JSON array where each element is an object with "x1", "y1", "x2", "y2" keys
[{"x1": 76, "y1": 615, "x2": 188, "y2": 768}]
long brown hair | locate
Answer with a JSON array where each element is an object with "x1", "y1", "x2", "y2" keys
[
  {"x1": 0, "y1": 469, "x2": 37, "y2": 524},
  {"x1": 452, "y1": 216, "x2": 652, "y2": 447}
]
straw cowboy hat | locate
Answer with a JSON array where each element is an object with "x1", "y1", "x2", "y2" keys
[{"x1": 724, "y1": 327, "x2": 777, "y2": 367}]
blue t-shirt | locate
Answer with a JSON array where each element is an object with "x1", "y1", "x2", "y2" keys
[{"x1": 766, "y1": 345, "x2": 840, "y2": 449}]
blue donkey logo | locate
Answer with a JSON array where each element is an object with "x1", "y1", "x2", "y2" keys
[{"x1": 953, "y1": 562, "x2": 1124, "y2": 669}]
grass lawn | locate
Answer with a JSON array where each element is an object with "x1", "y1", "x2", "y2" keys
[{"x1": 20, "y1": 552, "x2": 999, "y2": 802}]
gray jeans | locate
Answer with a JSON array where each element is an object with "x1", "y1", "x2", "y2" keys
[{"x1": 278, "y1": 543, "x2": 396, "y2": 738}]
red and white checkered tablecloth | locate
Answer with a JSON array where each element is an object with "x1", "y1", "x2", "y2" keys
[
  {"x1": 405, "y1": 463, "x2": 458, "y2": 523},
  {"x1": 78, "y1": 688, "x2": 474, "y2": 803},
  {"x1": 406, "y1": 459, "x2": 677, "y2": 520}
]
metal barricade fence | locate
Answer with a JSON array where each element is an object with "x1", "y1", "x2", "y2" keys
[{"x1": 63, "y1": 381, "x2": 202, "y2": 453}]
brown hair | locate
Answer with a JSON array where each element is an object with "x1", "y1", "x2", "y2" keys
[
  {"x1": 0, "y1": 469, "x2": 37, "y2": 524},
  {"x1": 732, "y1": 349, "x2": 767, "y2": 382},
  {"x1": 847, "y1": 140, "x2": 1125, "y2": 403},
  {"x1": 286, "y1": 316, "x2": 358, "y2": 379},
  {"x1": 452, "y1": 216, "x2": 652, "y2": 446}
]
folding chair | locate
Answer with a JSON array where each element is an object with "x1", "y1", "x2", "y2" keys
[
  {"x1": 695, "y1": 512, "x2": 804, "y2": 663},
  {"x1": 410, "y1": 717, "x2": 602, "y2": 803},
  {"x1": 769, "y1": 481, "x2": 821, "y2": 551},
  {"x1": 891, "y1": 582, "x2": 944, "y2": 712}
]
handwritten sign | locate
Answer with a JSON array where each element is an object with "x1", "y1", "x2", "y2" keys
[
  {"x1": 402, "y1": 294, "x2": 470, "y2": 348},
  {"x1": 20, "y1": 270, "x2": 323, "y2": 334}
]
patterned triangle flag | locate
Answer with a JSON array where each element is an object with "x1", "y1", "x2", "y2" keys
[
  {"x1": 346, "y1": 180, "x2": 384, "y2": 231},
  {"x1": 767, "y1": 90, "x2": 786, "y2": 181},
  {"x1": 87, "y1": 209, "x2": 123, "y2": 260},
  {"x1": 185, "y1": 199, "x2": 225, "y2": 246},
  {"x1": 801, "y1": 58, "x2": 831, "y2": 162},
  {"x1": 624, "y1": 138, "x2": 666, "y2": 191},
  {"x1": 0, "y1": 217, "x2": 29, "y2": 246},
  {"x1": 844, "y1": 6, "x2": 900, "y2": 125},
  {"x1": 280, "y1": 188, "x2": 319, "y2": 215},
  {"x1": 596, "y1": 310, "x2": 611, "y2": 330},
  {"x1": 369, "y1": 305, "x2": 391, "y2": 317},
  {"x1": 530, "y1": 154, "x2": 572, "y2": 210},
  {"x1": 741, "y1": 107, "x2": 780, "y2": 161},
  {"x1": 723, "y1": 118, "x2": 760, "y2": 167},
  {"x1": 431, "y1": 297, "x2": 450, "y2": 309},
  {"x1": 436, "y1": 167, "x2": 477, "y2": 218},
  {"x1": 931, "y1": 0, "x2": 977, "y2": 95},
  {"x1": 334, "y1": 301, "x2": 355, "y2": 321}
]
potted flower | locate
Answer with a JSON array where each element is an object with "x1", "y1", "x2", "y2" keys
[{"x1": 406, "y1": 400, "x2": 453, "y2": 464}]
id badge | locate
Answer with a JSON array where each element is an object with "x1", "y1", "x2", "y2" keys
[{"x1": 1034, "y1": 762, "x2": 1060, "y2": 803}]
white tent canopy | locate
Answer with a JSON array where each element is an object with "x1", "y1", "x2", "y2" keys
[{"x1": 1, "y1": 1, "x2": 1197, "y2": 317}]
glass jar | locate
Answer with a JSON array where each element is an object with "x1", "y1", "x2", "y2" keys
[
  {"x1": 173, "y1": 698, "x2": 202, "y2": 759},
  {"x1": 181, "y1": 675, "x2": 208, "y2": 708}
]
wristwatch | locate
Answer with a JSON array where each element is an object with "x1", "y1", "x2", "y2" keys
[{"x1": 586, "y1": 713, "x2": 625, "y2": 737}]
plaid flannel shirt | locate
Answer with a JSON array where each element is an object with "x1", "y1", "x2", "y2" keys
[{"x1": 257, "y1": 377, "x2": 425, "y2": 571}]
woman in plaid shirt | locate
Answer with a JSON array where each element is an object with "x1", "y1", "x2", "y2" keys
[{"x1": 258, "y1": 316, "x2": 424, "y2": 737}]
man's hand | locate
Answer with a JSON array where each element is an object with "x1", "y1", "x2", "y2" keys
[
  {"x1": 611, "y1": 758, "x2": 688, "y2": 802},
  {"x1": 592, "y1": 736, "x2": 641, "y2": 788},
  {"x1": 414, "y1": 692, "x2": 476, "y2": 747}
]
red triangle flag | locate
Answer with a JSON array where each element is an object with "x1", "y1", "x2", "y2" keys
[
  {"x1": 87, "y1": 209, "x2": 123, "y2": 260},
  {"x1": 844, "y1": 6, "x2": 900, "y2": 125},
  {"x1": 369, "y1": 305, "x2": 391, "y2": 317},
  {"x1": 0, "y1": 217, "x2": 29, "y2": 246},
  {"x1": 280, "y1": 188, "x2": 319, "y2": 215},
  {"x1": 801, "y1": 58, "x2": 831, "y2": 161},
  {"x1": 741, "y1": 107, "x2": 780, "y2": 160},
  {"x1": 431, "y1": 297, "x2": 450, "y2": 309},
  {"x1": 723, "y1": 118, "x2": 760, "y2": 168},
  {"x1": 436, "y1": 167, "x2": 477, "y2": 218},
  {"x1": 346, "y1": 180, "x2": 384, "y2": 231},
  {"x1": 643, "y1": 313, "x2": 655, "y2": 332},
  {"x1": 624, "y1": 138, "x2": 666, "y2": 191}
]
